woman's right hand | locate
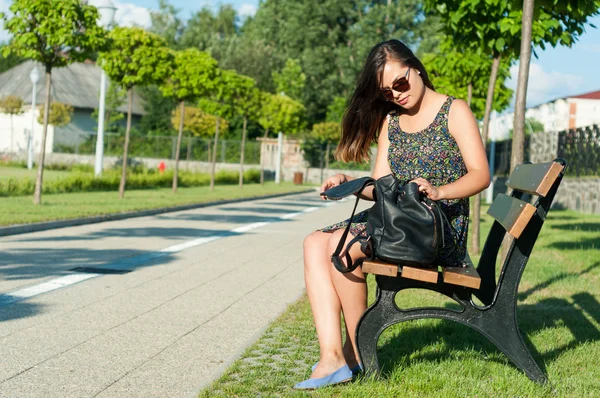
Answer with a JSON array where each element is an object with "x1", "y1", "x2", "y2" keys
[{"x1": 320, "y1": 174, "x2": 349, "y2": 200}]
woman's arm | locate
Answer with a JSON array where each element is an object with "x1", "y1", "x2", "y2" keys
[
  {"x1": 320, "y1": 116, "x2": 393, "y2": 201},
  {"x1": 412, "y1": 99, "x2": 490, "y2": 200}
]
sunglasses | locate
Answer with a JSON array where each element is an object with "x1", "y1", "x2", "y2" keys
[{"x1": 380, "y1": 67, "x2": 411, "y2": 101}]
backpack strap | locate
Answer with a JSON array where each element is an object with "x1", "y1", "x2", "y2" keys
[{"x1": 330, "y1": 178, "x2": 375, "y2": 273}]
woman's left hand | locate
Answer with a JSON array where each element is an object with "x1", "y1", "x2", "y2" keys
[{"x1": 410, "y1": 178, "x2": 444, "y2": 201}]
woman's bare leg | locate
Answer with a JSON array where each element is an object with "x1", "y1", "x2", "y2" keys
[
  {"x1": 327, "y1": 229, "x2": 368, "y2": 366},
  {"x1": 303, "y1": 229, "x2": 368, "y2": 378},
  {"x1": 303, "y1": 231, "x2": 346, "y2": 377}
]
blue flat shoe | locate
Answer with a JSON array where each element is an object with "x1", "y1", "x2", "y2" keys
[
  {"x1": 294, "y1": 364, "x2": 353, "y2": 390},
  {"x1": 312, "y1": 361, "x2": 363, "y2": 375}
]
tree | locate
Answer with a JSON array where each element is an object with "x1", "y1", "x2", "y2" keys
[
  {"x1": 37, "y1": 102, "x2": 73, "y2": 126},
  {"x1": 257, "y1": 92, "x2": 306, "y2": 184},
  {"x1": 0, "y1": 43, "x2": 24, "y2": 73},
  {"x1": 149, "y1": 0, "x2": 184, "y2": 49},
  {"x1": 272, "y1": 58, "x2": 305, "y2": 101},
  {"x1": 424, "y1": 0, "x2": 600, "y2": 254},
  {"x1": 311, "y1": 121, "x2": 340, "y2": 171},
  {"x1": 99, "y1": 27, "x2": 172, "y2": 199},
  {"x1": 170, "y1": 106, "x2": 229, "y2": 138},
  {"x1": 198, "y1": 69, "x2": 240, "y2": 191},
  {"x1": 92, "y1": 83, "x2": 125, "y2": 133},
  {"x1": 243, "y1": 0, "x2": 430, "y2": 124},
  {"x1": 325, "y1": 96, "x2": 347, "y2": 123},
  {"x1": 138, "y1": 85, "x2": 178, "y2": 135},
  {"x1": 160, "y1": 48, "x2": 218, "y2": 192},
  {"x1": 1, "y1": 0, "x2": 107, "y2": 204},
  {"x1": 421, "y1": 44, "x2": 513, "y2": 119},
  {"x1": 510, "y1": 0, "x2": 600, "y2": 175},
  {"x1": 0, "y1": 95, "x2": 24, "y2": 153},
  {"x1": 231, "y1": 76, "x2": 261, "y2": 188}
]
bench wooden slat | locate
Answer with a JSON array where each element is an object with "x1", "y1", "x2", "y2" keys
[
  {"x1": 362, "y1": 260, "x2": 398, "y2": 276},
  {"x1": 400, "y1": 266, "x2": 438, "y2": 283},
  {"x1": 487, "y1": 194, "x2": 537, "y2": 239},
  {"x1": 506, "y1": 161, "x2": 564, "y2": 197},
  {"x1": 443, "y1": 266, "x2": 481, "y2": 289}
]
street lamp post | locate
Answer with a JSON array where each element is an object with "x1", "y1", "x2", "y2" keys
[
  {"x1": 28, "y1": 65, "x2": 40, "y2": 170},
  {"x1": 91, "y1": 0, "x2": 116, "y2": 177}
]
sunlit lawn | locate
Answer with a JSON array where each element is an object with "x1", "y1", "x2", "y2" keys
[
  {"x1": 200, "y1": 207, "x2": 600, "y2": 397},
  {"x1": 0, "y1": 182, "x2": 313, "y2": 226}
]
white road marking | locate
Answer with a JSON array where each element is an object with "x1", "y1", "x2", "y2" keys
[{"x1": 0, "y1": 202, "x2": 334, "y2": 306}]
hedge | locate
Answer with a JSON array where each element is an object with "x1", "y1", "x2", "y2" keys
[{"x1": 0, "y1": 169, "x2": 262, "y2": 197}]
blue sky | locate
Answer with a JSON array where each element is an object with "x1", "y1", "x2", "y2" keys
[{"x1": 1, "y1": 0, "x2": 599, "y2": 108}]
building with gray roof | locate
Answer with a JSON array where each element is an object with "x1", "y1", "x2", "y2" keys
[{"x1": 0, "y1": 60, "x2": 145, "y2": 154}]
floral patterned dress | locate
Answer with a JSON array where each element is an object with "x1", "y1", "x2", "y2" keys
[{"x1": 321, "y1": 96, "x2": 469, "y2": 266}]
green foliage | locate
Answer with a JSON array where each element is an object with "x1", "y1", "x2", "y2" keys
[
  {"x1": 325, "y1": 96, "x2": 347, "y2": 123},
  {"x1": 197, "y1": 69, "x2": 245, "y2": 121},
  {"x1": 179, "y1": 4, "x2": 238, "y2": 51},
  {"x1": 241, "y1": 0, "x2": 434, "y2": 124},
  {"x1": 422, "y1": 44, "x2": 513, "y2": 119},
  {"x1": 171, "y1": 106, "x2": 229, "y2": 138},
  {"x1": 257, "y1": 93, "x2": 306, "y2": 137},
  {"x1": 508, "y1": 118, "x2": 546, "y2": 138},
  {"x1": 272, "y1": 58, "x2": 305, "y2": 101},
  {"x1": 0, "y1": 95, "x2": 24, "y2": 115},
  {"x1": 160, "y1": 48, "x2": 218, "y2": 101},
  {"x1": 0, "y1": 43, "x2": 24, "y2": 73},
  {"x1": 98, "y1": 27, "x2": 173, "y2": 90},
  {"x1": 0, "y1": 168, "x2": 262, "y2": 197},
  {"x1": 148, "y1": 0, "x2": 184, "y2": 48},
  {"x1": 138, "y1": 85, "x2": 178, "y2": 135},
  {"x1": 92, "y1": 83, "x2": 125, "y2": 132},
  {"x1": 310, "y1": 121, "x2": 340, "y2": 144},
  {"x1": 425, "y1": 0, "x2": 600, "y2": 58},
  {"x1": 1, "y1": 0, "x2": 107, "y2": 71},
  {"x1": 37, "y1": 102, "x2": 73, "y2": 126}
]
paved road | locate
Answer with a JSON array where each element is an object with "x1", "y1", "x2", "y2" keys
[{"x1": 0, "y1": 191, "x2": 365, "y2": 398}]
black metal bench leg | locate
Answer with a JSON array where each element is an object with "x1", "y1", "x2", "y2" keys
[
  {"x1": 356, "y1": 287, "x2": 396, "y2": 377},
  {"x1": 479, "y1": 310, "x2": 548, "y2": 384}
]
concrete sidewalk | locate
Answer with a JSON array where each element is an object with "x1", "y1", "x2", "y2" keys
[{"x1": 0, "y1": 191, "x2": 363, "y2": 397}]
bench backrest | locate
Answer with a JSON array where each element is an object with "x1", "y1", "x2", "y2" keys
[{"x1": 475, "y1": 159, "x2": 567, "y2": 306}]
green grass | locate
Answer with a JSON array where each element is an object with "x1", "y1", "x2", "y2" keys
[
  {"x1": 0, "y1": 182, "x2": 312, "y2": 226},
  {"x1": 0, "y1": 166, "x2": 72, "y2": 181},
  {"x1": 200, "y1": 208, "x2": 600, "y2": 397}
]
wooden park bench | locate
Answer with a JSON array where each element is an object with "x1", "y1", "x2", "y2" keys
[{"x1": 356, "y1": 159, "x2": 567, "y2": 384}]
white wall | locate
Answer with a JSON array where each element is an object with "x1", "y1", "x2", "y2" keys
[
  {"x1": 0, "y1": 105, "x2": 54, "y2": 154},
  {"x1": 572, "y1": 98, "x2": 600, "y2": 128}
]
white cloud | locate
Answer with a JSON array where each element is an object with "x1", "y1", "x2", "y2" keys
[
  {"x1": 113, "y1": 1, "x2": 152, "y2": 29},
  {"x1": 238, "y1": 3, "x2": 257, "y2": 18},
  {"x1": 507, "y1": 62, "x2": 585, "y2": 107}
]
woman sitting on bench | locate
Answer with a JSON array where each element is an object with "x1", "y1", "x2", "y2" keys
[{"x1": 295, "y1": 39, "x2": 490, "y2": 390}]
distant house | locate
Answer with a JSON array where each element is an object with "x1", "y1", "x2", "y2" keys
[
  {"x1": 0, "y1": 60, "x2": 145, "y2": 154},
  {"x1": 489, "y1": 90, "x2": 600, "y2": 140}
]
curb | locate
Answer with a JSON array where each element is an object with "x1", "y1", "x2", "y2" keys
[{"x1": 0, "y1": 188, "x2": 316, "y2": 238}]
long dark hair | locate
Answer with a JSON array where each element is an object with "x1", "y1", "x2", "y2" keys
[{"x1": 336, "y1": 39, "x2": 434, "y2": 163}]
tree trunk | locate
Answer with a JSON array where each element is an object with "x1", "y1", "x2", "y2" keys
[
  {"x1": 511, "y1": 0, "x2": 535, "y2": 172},
  {"x1": 173, "y1": 99, "x2": 185, "y2": 193},
  {"x1": 325, "y1": 142, "x2": 331, "y2": 171},
  {"x1": 467, "y1": 82, "x2": 473, "y2": 107},
  {"x1": 471, "y1": 54, "x2": 501, "y2": 255},
  {"x1": 119, "y1": 87, "x2": 133, "y2": 199},
  {"x1": 210, "y1": 117, "x2": 220, "y2": 191},
  {"x1": 239, "y1": 116, "x2": 248, "y2": 188},
  {"x1": 33, "y1": 70, "x2": 52, "y2": 205},
  {"x1": 260, "y1": 128, "x2": 269, "y2": 185}
]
